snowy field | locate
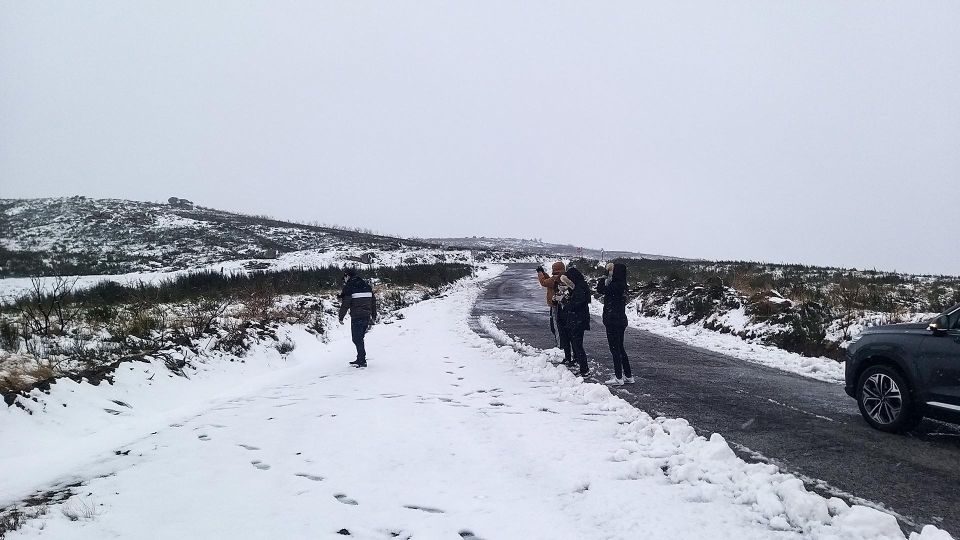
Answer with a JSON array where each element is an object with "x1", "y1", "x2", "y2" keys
[
  {"x1": 1, "y1": 267, "x2": 949, "y2": 539},
  {"x1": 0, "y1": 247, "x2": 528, "y2": 301}
]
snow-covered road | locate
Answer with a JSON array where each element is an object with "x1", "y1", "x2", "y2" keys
[{"x1": 1, "y1": 267, "x2": 949, "y2": 539}]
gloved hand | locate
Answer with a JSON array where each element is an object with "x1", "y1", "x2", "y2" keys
[
  {"x1": 339, "y1": 317, "x2": 344, "y2": 324},
  {"x1": 536, "y1": 265, "x2": 545, "y2": 273}
]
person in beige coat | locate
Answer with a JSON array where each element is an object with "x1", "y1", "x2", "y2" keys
[{"x1": 536, "y1": 261, "x2": 572, "y2": 364}]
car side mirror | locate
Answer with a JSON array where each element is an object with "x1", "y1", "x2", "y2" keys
[{"x1": 929, "y1": 316, "x2": 950, "y2": 335}]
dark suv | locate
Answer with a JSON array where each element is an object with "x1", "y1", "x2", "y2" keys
[{"x1": 845, "y1": 303, "x2": 960, "y2": 432}]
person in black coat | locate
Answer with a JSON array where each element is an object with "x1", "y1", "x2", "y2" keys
[
  {"x1": 596, "y1": 263, "x2": 633, "y2": 384},
  {"x1": 338, "y1": 268, "x2": 377, "y2": 367},
  {"x1": 559, "y1": 267, "x2": 591, "y2": 377}
]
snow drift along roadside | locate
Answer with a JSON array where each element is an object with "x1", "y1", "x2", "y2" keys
[
  {"x1": 589, "y1": 301, "x2": 847, "y2": 383},
  {"x1": 476, "y1": 315, "x2": 949, "y2": 540}
]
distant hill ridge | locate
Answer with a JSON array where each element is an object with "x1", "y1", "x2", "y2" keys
[
  {"x1": 426, "y1": 236, "x2": 682, "y2": 262},
  {"x1": 0, "y1": 197, "x2": 678, "y2": 279},
  {"x1": 0, "y1": 197, "x2": 432, "y2": 277}
]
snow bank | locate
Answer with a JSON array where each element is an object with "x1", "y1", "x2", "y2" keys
[
  {"x1": 474, "y1": 317, "x2": 948, "y2": 540},
  {"x1": 611, "y1": 303, "x2": 846, "y2": 384}
]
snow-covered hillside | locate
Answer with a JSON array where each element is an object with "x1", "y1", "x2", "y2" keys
[{"x1": 0, "y1": 197, "x2": 443, "y2": 277}]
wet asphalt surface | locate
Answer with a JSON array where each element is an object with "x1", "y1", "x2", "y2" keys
[{"x1": 472, "y1": 265, "x2": 960, "y2": 536}]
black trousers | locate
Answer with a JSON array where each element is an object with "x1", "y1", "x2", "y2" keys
[
  {"x1": 605, "y1": 324, "x2": 631, "y2": 378},
  {"x1": 351, "y1": 318, "x2": 370, "y2": 362},
  {"x1": 570, "y1": 329, "x2": 587, "y2": 374},
  {"x1": 551, "y1": 307, "x2": 572, "y2": 361}
]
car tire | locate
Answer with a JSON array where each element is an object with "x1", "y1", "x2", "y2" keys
[{"x1": 856, "y1": 365, "x2": 921, "y2": 433}]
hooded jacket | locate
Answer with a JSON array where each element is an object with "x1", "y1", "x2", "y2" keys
[
  {"x1": 537, "y1": 261, "x2": 567, "y2": 307},
  {"x1": 560, "y1": 267, "x2": 591, "y2": 333},
  {"x1": 596, "y1": 263, "x2": 629, "y2": 327},
  {"x1": 339, "y1": 276, "x2": 377, "y2": 322}
]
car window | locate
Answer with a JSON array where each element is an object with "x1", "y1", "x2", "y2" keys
[{"x1": 949, "y1": 308, "x2": 960, "y2": 330}]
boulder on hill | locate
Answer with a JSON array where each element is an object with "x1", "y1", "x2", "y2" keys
[{"x1": 167, "y1": 197, "x2": 194, "y2": 209}]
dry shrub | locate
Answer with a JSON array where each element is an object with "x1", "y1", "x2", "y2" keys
[
  {"x1": 242, "y1": 288, "x2": 278, "y2": 321},
  {"x1": 0, "y1": 371, "x2": 30, "y2": 393},
  {"x1": 0, "y1": 318, "x2": 20, "y2": 352},
  {"x1": 728, "y1": 272, "x2": 768, "y2": 297},
  {"x1": 28, "y1": 361, "x2": 55, "y2": 382},
  {"x1": 124, "y1": 311, "x2": 160, "y2": 339},
  {"x1": 182, "y1": 299, "x2": 230, "y2": 338},
  {"x1": 0, "y1": 359, "x2": 54, "y2": 393}
]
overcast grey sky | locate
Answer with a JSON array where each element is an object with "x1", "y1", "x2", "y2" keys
[{"x1": 1, "y1": 2, "x2": 958, "y2": 275}]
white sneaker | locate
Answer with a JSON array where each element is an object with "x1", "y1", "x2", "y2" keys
[
  {"x1": 624, "y1": 376, "x2": 635, "y2": 384},
  {"x1": 605, "y1": 377, "x2": 624, "y2": 386}
]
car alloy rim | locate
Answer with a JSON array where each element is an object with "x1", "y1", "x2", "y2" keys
[{"x1": 861, "y1": 373, "x2": 903, "y2": 425}]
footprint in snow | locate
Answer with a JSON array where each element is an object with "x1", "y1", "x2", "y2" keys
[
  {"x1": 251, "y1": 460, "x2": 271, "y2": 470},
  {"x1": 238, "y1": 444, "x2": 259, "y2": 451},
  {"x1": 295, "y1": 473, "x2": 324, "y2": 482},
  {"x1": 459, "y1": 531, "x2": 483, "y2": 539},
  {"x1": 198, "y1": 434, "x2": 211, "y2": 441},
  {"x1": 403, "y1": 505, "x2": 445, "y2": 514},
  {"x1": 334, "y1": 494, "x2": 358, "y2": 505}
]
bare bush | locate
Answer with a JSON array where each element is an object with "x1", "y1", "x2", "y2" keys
[
  {"x1": 182, "y1": 298, "x2": 231, "y2": 339},
  {"x1": 15, "y1": 276, "x2": 82, "y2": 336},
  {"x1": 0, "y1": 318, "x2": 20, "y2": 352},
  {"x1": 242, "y1": 286, "x2": 278, "y2": 321},
  {"x1": 830, "y1": 277, "x2": 866, "y2": 340},
  {"x1": 275, "y1": 338, "x2": 295, "y2": 354}
]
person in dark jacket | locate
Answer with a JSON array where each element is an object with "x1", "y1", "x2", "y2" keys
[
  {"x1": 338, "y1": 268, "x2": 377, "y2": 367},
  {"x1": 596, "y1": 263, "x2": 633, "y2": 385},
  {"x1": 559, "y1": 267, "x2": 591, "y2": 377}
]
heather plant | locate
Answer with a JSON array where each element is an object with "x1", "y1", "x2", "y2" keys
[{"x1": 600, "y1": 257, "x2": 960, "y2": 361}]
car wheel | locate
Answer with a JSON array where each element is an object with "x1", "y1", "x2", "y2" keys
[{"x1": 856, "y1": 365, "x2": 921, "y2": 433}]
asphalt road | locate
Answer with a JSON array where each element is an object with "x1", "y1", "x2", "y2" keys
[{"x1": 472, "y1": 265, "x2": 960, "y2": 535}]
